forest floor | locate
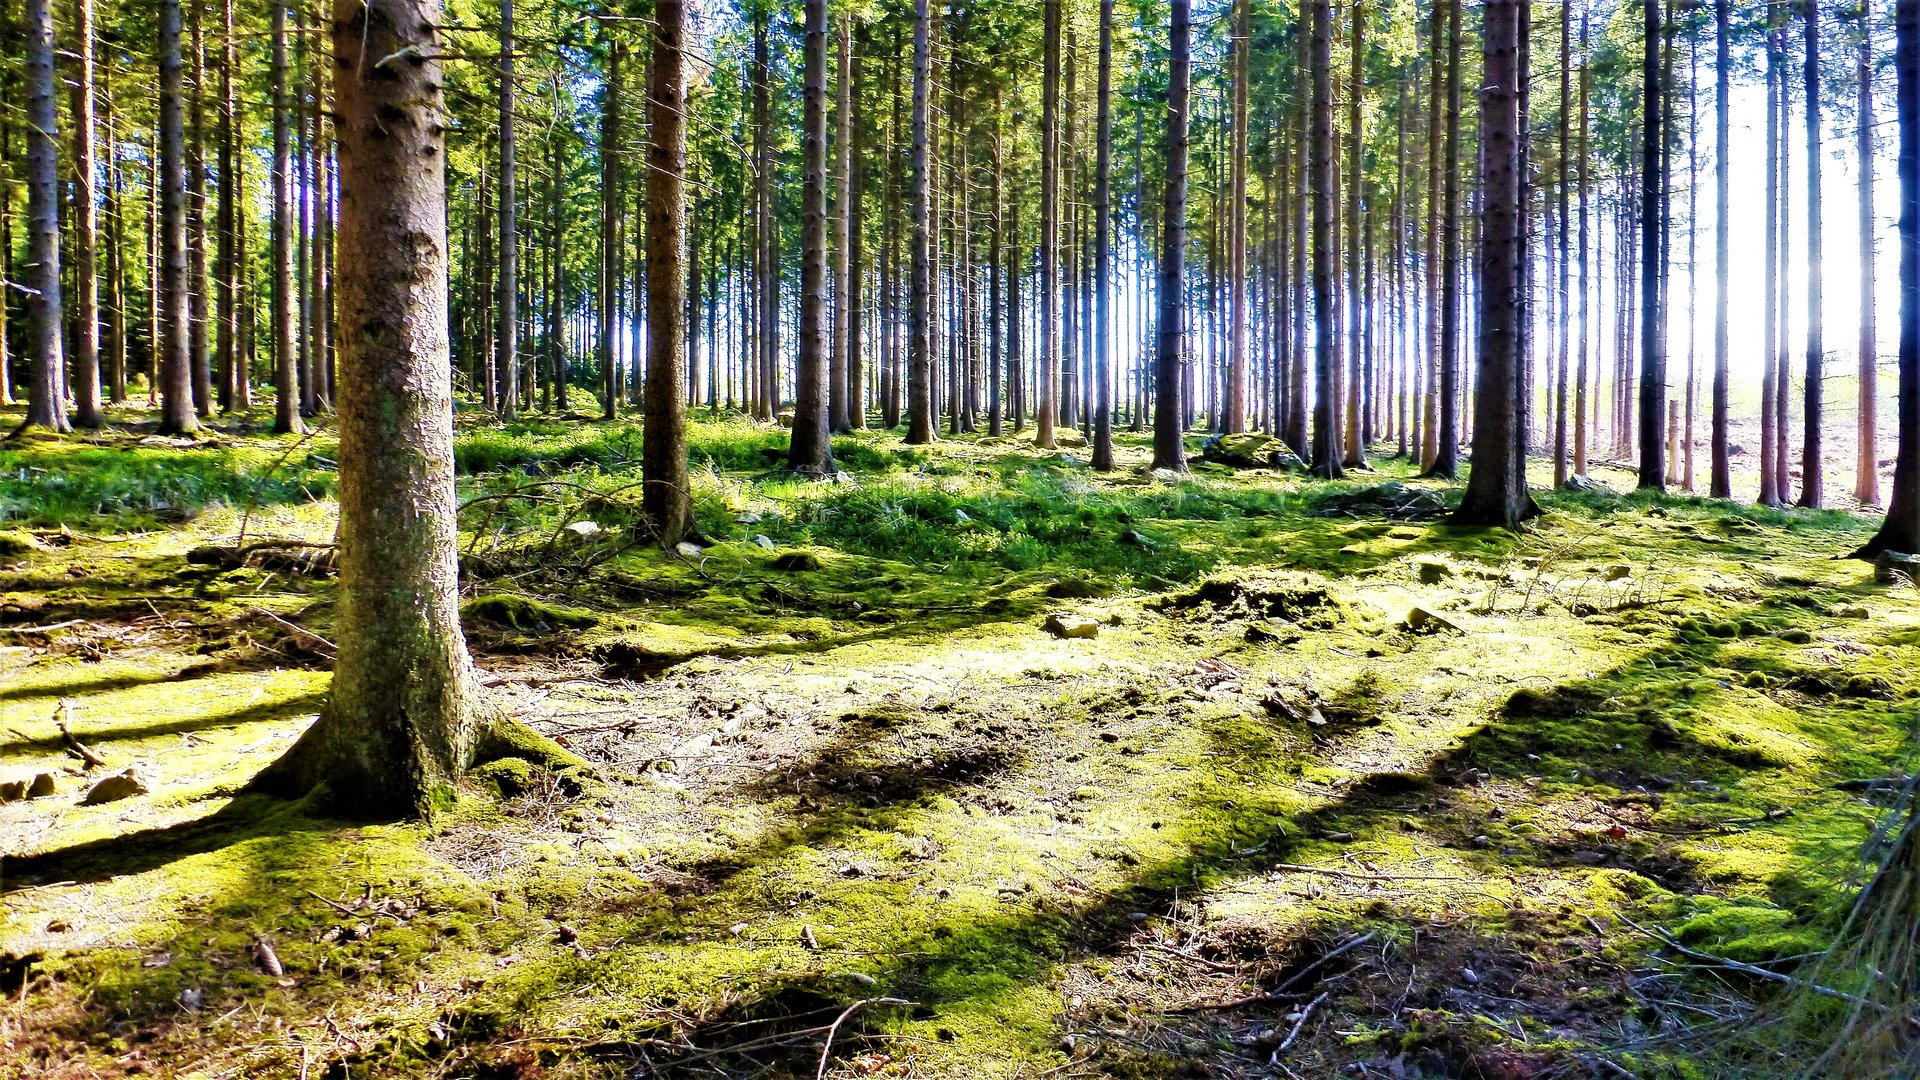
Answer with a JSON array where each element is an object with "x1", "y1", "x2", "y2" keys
[{"x1": 0, "y1": 406, "x2": 1915, "y2": 1080}]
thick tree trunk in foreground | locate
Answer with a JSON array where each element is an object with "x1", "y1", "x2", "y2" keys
[
  {"x1": 22, "y1": 0, "x2": 69, "y2": 433},
  {"x1": 1637, "y1": 0, "x2": 1665, "y2": 489},
  {"x1": 1150, "y1": 0, "x2": 1191, "y2": 472},
  {"x1": 644, "y1": 0, "x2": 694, "y2": 544},
  {"x1": 1308, "y1": 0, "x2": 1342, "y2": 478},
  {"x1": 1456, "y1": 0, "x2": 1538, "y2": 528},
  {"x1": 1861, "y1": 0, "x2": 1920, "y2": 557},
  {"x1": 157, "y1": 0, "x2": 199, "y2": 435},
  {"x1": 1037, "y1": 0, "x2": 1061, "y2": 450},
  {"x1": 829, "y1": 14, "x2": 852, "y2": 434},
  {"x1": 264, "y1": 0, "x2": 557, "y2": 817}
]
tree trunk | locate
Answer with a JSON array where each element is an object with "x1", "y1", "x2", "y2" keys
[
  {"x1": 188, "y1": 0, "x2": 213, "y2": 416},
  {"x1": 1308, "y1": 0, "x2": 1343, "y2": 478},
  {"x1": 1636, "y1": 0, "x2": 1665, "y2": 489},
  {"x1": 157, "y1": 0, "x2": 198, "y2": 435},
  {"x1": 1424, "y1": 0, "x2": 1462, "y2": 477},
  {"x1": 270, "y1": 1, "x2": 303, "y2": 434},
  {"x1": 1800, "y1": 1, "x2": 1824, "y2": 507},
  {"x1": 217, "y1": 0, "x2": 240, "y2": 412},
  {"x1": 1034, "y1": 0, "x2": 1060, "y2": 449},
  {"x1": 599, "y1": 39, "x2": 621, "y2": 421},
  {"x1": 1554, "y1": 0, "x2": 1571, "y2": 486},
  {"x1": 1710, "y1": 0, "x2": 1731, "y2": 496},
  {"x1": 263, "y1": 0, "x2": 561, "y2": 818},
  {"x1": 789, "y1": 0, "x2": 837, "y2": 474},
  {"x1": 846, "y1": 25, "x2": 866, "y2": 430},
  {"x1": 1343, "y1": 1, "x2": 1366, "y2": 468},
  {"x1": 22, "y1": 0, "x2": 69, "y2": 432},
  {"x1": 1761, "y1": 17, "x2": 1781, "y2": 504},
  {"x1": 1150, "y1": 0, "x2": 1191, "y2": 472},
  {"x1": 1091, "y1": 0, "x2": 1115, "y2": 472},
  {"x1": 644, "y1": 0, "x2": 694, "y2": 544},
  {"x1": 67, "y1": 0, "x2": 103, "y2": 427},
  {"x1": 829, "y1": 13, "x2": 852, "y2": 434},
  {"x1": 1576, "y1": 5, "x2": 1591, "y2": 476},
  {"x1": 497, "y1": 0, "x2": 518, "y2": 420},
  {"x1": 1456, "y1": 0, "x2": 1536, "y2": 527},
  {"x1": 906, "y1": 0, "x2": 935, "y2": 443},
  {"x1": 1859, "y1": 0, "x2": 1920, "y2": 556},
  {"x1": 754, "y1": 9, "x2": 778, "y2": 422},
  {"x1": 1857, "y1": 4, "x2": 1881, "y2": 505}
]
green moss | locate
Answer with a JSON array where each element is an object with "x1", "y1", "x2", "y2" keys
[
  {"x1": 1674, "y1": 899, "x2": 1825, "y2": 964},
  {"x1": 461, "y1": 593, "x2": 601, "y2": 632}
]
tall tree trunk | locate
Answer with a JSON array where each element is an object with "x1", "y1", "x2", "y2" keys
[
  {"x1": 1457, "y1": 0, "x2": 1536, "y2": 526},
  {"x1": 1636, "y1": 0, "x2": 1665, "y2": 489},
  {"x1": 906, "y1": 0, "x2": 935, "y2": 443},
  {"x1": 644, "y1": 0, "x2": 694, "y2": 543},
  {"x1": 1710, "y1": 0, "x2": 1732, "y2": 496},
  {"x1": 1343, "y1": 1, "x2": 1366, "y2": 468},
  {"x1": 790, "y1": 0, "x2": 837, "y2": 474},
  {"x1": 1761, "y1": 17, "x2": 1781, "y2": 504},
  {"x1": 22, "y1": 0, "x2": 69, "y2": 432},
  {"x1": 600, "y1": 39, "x2": 621, "y2": 421},
  {"x1": 846, "y1": 23, "x2": 867, "y2": 430},
  {"x1": 1221, "y1": 0, "x2": 1248, "y2": 435},
  {"x1": 71, "y1": 0, "x2": 104, "y2": 427},
  {"x1": 270, "y1": 2, "x2": 303, "y2": 433},
  {"x1": 218, "y1": 0, "x2": 240, "y2": 412},
  {"x1": 157, "y1": 0, "x2": 198, "y2": 434},
  {"x1": 497, "y1": 0, "x2": 518, "y2": 420},
  {"x1": 1554, "y1": 0, "x2": 1571, "y2": 486},
  {"x1": 1424, "y1": 0, "x2": 1462, "y2": 477},
  {"x1": 265, "y1": 0, "x2": 555, "y2": 817},
  {"x1": 1309, "y1": 0, "x2": 1344, "y2": 478},
  {"x1": 1859, "y1": 0, "x2": 1920, "y2": 556},
  {"x1": 1036, "y1": 0, "x2": 1061, "y2": 449},
  {"x1": 1150, "y1": 0, "x2": 1191, "y2": 472},
  {"x1": 188, "y1": 0, "x2": 212, "y2": 416},
  {"x1": 829, "y1": 13, "x2": 852, "y2": 434},
  {"x1": 754, "y1": 7, "x2": 778, "y2": 422},
  {"x1": 1091, "y1": 0, "x2": 1115, "y2": 470},
  {"x1": 1800, "y1": 1, "x2": 1825, "y2": 507},
  {"x1": 1859, "y1": 3, "x2": 1882, "y2": 505},
  {"x1": 1576, "y1": 4, "x2": 1591, "y2": 476}
]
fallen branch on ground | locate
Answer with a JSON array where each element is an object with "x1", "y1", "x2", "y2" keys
[
  {"x1": 55, "y1": 701, "x2": 107, "y2": 769},
  {"x1": 1610, "y1": 914, "x2": 1879, "y2": 1010},
  {"x1": 248, "y1": 607, "x2": 337, "y2": 658}
]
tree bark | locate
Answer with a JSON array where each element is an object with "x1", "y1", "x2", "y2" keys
[
  {"x1": 1308, "y1": 0, "x2": 1343, "y2": 478},
  {"x1": 905, "y1": 0, "x2": 935, "y2": 443},
  {"x1": 644, "y1": 0, "x2": 694, "y2": 543},
  {"x1": 1800, "y1": 1, "x2": 1825, "y2": 507},
  {"x1": 599, "y1": 38, "x2": 621, "y2": 421},
  {"x1": 1637, "y1": 0, "x2": 1666, "y2": 489},
  {"x1": 1424, "y1": 0, "x2": 1462, "y2": 477},
  {"x1": 1710, "y1": 0, "x2": 1732, "y2": 496},
  {"x1": 157, "y1": 0, "x2": 199, "y2": 435},
  {"x1": 22, "y1": 0, "x2": 69, "y2": 432},
  {"x1": 1860, "y1": 0, "x2": 1920, "y2": 556},
  {"x1": 829, "y1": 13, "x2": 853, "y2": 434},
  {"x1": 497, "y1": 0, "x2": 518, "y2": 420},
  {"x1": 270, "y1": 1, "x2": 303, "y2": 434},
  {"x1": 1859, "y1": 2, "x2": 1881, "y2": 505},
  {"x1": 1036, "y1": 0, "x2": 1061, "y2": 449},
  {"x1": 1150, "y1": 0, "x2": 1191, "y2": 473},
  {"x1": 1091, "y1": 0, "x2": 1115, "y2": 471},
  {"x1": 790, "y1": 0, "x2": 837, "y2": 475}
]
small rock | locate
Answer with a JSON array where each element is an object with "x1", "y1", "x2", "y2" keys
[
  {"x1": 750, "y1": 534, "x2": 776, "y2": 550},
  {"x1": 46, "y1": 919, "x2": 69, "y2": 933},
  {"x1": 562, "y1": 520, "x2": 602, "y2": 542},
  {"x1": 674, "y1": 540, "x2": 705, "y2": 560},
  {"x1": 178, "y1": 987, "x2": 204, "y2": 1014},
  {"x1": 0, "y1": 779, "x2": 25, "y2": 803},
  {"x1": 1416, "y1": 561, "x2": 1449, "y2": 584},
  {"x1": 1604, "y1": 564, "x2": 1632, "y2": 581},
  {"x1": 81, "y1": 767, "x2": 150, "y2": 805},
  {"x1": 1402, "y1": 606, "x2": 1460, "y2": 633},
  {"x1": 1460, "y1": 966, "x2": 1481, "y2": 985},
  {"x1": 735, "y1": 512, "x2": 763, "y2": 525},
  {"x1": 1570, "y1": 850, "x2": 1608, "y2": 865},
  {"x1": 1043, "y1": 613, "x2": 1100, "y2": 640},
  {"x1": 26, "y1": 773, "x2": 55, "y2": 798}
]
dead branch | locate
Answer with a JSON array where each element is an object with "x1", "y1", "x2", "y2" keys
[{"x1": 55, "y1": 700, "x2": 107, "y2": 769}]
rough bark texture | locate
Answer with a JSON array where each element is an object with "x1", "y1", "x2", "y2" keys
[
  {"x1": 1308, "y1": 0, "x2": 1342, "y2": 479},
  {"x1": 644, "y1": 0, "x2": 694, "y2": 545},
  {"x1": 1224, "y1": 0, "x2": 1249, "y2": 435},
  {"x1": 264, "y1": 0, "x2": 525, "y2": 817},
  {"x1": 497, "y1": 0, "x2": 518, "y2": 420},
  {"x1": 1150, "y1": 0, "x2": 1191, "y2": 473},
  {"x1": 1801, "y1": 2, "x2": 1824, "y2": 507},
  {"x1": 1859, "y1": 5, "x2": 1881, "y2": 506},
  {"x1": 72, "y1": 0, "x2": 104, "y2": 428},
  {"x1": 1711, "y1": 0, "x2": 1732, "y2": 497},
  {"x1": 1860, "y1": 0, "x2": 1920, "y2": 558},
  {"x1": 1456, "y1": 0, "x2": 1537, "y2": 528},
  {"x1": 1036, "y1": 0, "x2": 1061, "y2": 450},
  {"x1": 22, "y1": 0, "x2": 69, "y2": 432},
  {"x1": 1637, "y1": 0, "x2": 1666, "y2": 490},
  {"x1": 600, "y1": 40, "x2": 621, "y2": 422},
  {"x1": 789, "y1": 0, "x2": 837, "y2": 476},
  {"x1": 1424, "y1": 0, "x2": 1462, "y2": 478},
  {"x1": 1091, "y1": 0, "x2": 1115, "y2": 472},
  {"x1": 905, "y1": 0, "x2": 935, "y2": 444},
  {"x1": 829, "y1": 14, "x2": 853, "y2": 434},
  {"x1": 157, "y1": 0, "x2": 199, "y2": 435},
  {"x1": 270, "y1": 1, "x2": 303, "y2": 434}
]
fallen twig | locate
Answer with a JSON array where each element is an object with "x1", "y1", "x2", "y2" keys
[
  {"x1": 1273, "y1": 990, "x2": 1330, "y2": 1056},
  {"x1": 248, "y1": 607, "x2": 337, "y2": 658},
  {"x1": 816, "y1": 997, "x2": 912, "y2": 1080},
  {"x1": 0, "y1": 620, "x2": 84, "y2": 635},
  {"x1": 55, "y1": 700, "x2": 107, "y2": 769},
  {"x1": 1611, "y1": 914, "x2": 1879, "y2": 1009}
]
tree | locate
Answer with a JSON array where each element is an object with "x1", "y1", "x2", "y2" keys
[
  {"x1": 789, "y1": 0, "x2": 838, "y2": 476},
  {"x1": 1422, "y1": 0, "x2": 1462, "y2": 478},
  {"x1": 1224, "y1": 0, "x2": 1249, "y2": 435},
  {"x1": 271, "y1": 1, "x2": 304, "y2": 435},
  {"x1": 1456, "y1": 0, "x2": 1538, "y2": 527},
  {"x1": 72, "y1": 0, "x2": 104, "y2": 428},
  {"x1": 1859, "y1": 0, "x2": 1920, "y2": 558},
  {"x1": 1637, "y1": 0, "x2": 1666, "y2": 490},
  {"x1": 157, "y1": 0, "x2": 199, "y2": 436},
  {"x1": 1858, "y1": 1, "x2": 1881, "y2": 506},
  {"x1": 906, "y1": 0, "x2": 935, "y2": 444},
  {"x1": 498, "y1": 0, "x2": 519, "y2": 421},
  {"x1": 1308, "y1": 0, "x2": 1343, "y2": 479},
  {"x1": 644, "y1": 0, "x2": 694, "y2": 544},
  {"x1": 1710, "y1": 0, "x2": 1732, "y2": 497},
  {"x1": 600, "y1": 38, "x2": 622, "y2": 422},
  {"x1": 20, "y1": 0, "x2": 69, "y2": 433},
  {"x1": 830, "y1": 14, "x2": 853, "y2": 435},
  {"x1": 1037, "y1": 0, "x2": 1062, "y2": 450},
  {"x1": 1150, "y1": 0, "x2": 1191, "y2": 472},
  {"x1": 1091, "y1": 0, "x2": 1116, "y2": 472},
  {"x1": 1800, "y1": 0, "x2": 1824, "y2": 507},
  {"x1": 263, "y1": 0, "x2": 562, "y2": 816}
]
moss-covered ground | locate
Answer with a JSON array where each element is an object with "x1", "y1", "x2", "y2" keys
[{"x1": 2, "y1": 407, "x2": 1915, "y2": 1079}]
